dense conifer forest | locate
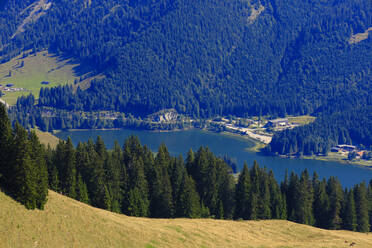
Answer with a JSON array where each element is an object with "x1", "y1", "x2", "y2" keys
[{"x1": 1, "y1": 104, "x2": 372, "y2": 232}]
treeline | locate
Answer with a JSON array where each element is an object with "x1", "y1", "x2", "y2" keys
[
  {"x1": 0, "y1": 104, "x2": 48, "y2": 209},
  {"x1": 8, "y1": 93, "x2": 196, "y2": 132},
  {"x1": 46, "y1": 135, "x2": 372, "y2": 232},
  {"x1": 268, "y1": 106, "x2": 372, "y2": 155}
]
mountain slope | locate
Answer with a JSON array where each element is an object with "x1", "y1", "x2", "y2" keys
[{"x1": 1, "y1": 190, "x2": 372, "y2": 248}]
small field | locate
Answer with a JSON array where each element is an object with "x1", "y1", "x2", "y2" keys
[
  {"x1": 34, "y1": 129, "x2": 60, "y2": 149},
  {"x1": 288, "y1": 115, "x2": 316, "y2": 125},
  {"x1": 0, "y1": 50, "x2": 103, "y2": 105},
  {"x1": 1, "y1": 190, "x2": 372, "y2": 248}
]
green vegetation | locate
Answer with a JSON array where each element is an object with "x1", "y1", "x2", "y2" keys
[
  {"x1": 0, "y1": 51, "x2": 79, "y2": 105},
  {"x1": 0, "y1": 104, "x2": 48, "y2": 210}
]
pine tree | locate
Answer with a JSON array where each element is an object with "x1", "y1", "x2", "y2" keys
[
  {"x1": 327, "y1": 177, "x2": 343, "y2": 230},
  {"x1": 0, "y1": 103, "x2": 12, "y2": 188},
  {"x1": 64, "y1": 137, "x2": 77, "y2": 199},
  {"x1": 368, "y1": 180, "x2": 372, "y2": 232},
  {"x1": 171, "y1": 156, "x2": 186, "y2": 216},
  {"x1": 177, "y1": 174, "x2": 201, "y2": 218},
  {"x1": 103, "y1": 185, "x2": 111, "y2": 210},
  {"x1": 268, "y1": 170, "x2": 286, "y2": 219},
  {"x1": 313, "y1": 178, "x2": 329, "y2": 228},
  {"x1": 28, "y1": 131, "x2": 48, "y2": 209},
  {"x1": 258, "y1": 170, "x2": 271, "y2": 219},
  {"x1": 150, "y1": 165, "x2": 174, "y2": 218},
  {"x1": 354, "y1": 182, "x2": 370, "y2": 232},
  {"x1": 10, "y1": 123, "x2": 38, "y2": 209},
  {"x1": 342, "y1": 189, "x2": 357, "y2": 231},
  {"x1": 249, "y1": 161, "x2": 260, "y2": 220},
  {"x1": 235, "y1": 163, "x2": 251, "y2": 219},
  {"x1": 125, "y1": 157, "x2": 149, "y2": 217},
  {"x1": 287, "y1": 172, "x2": 299, "y2": 221},
  {"x1": 76, "y1": 173, "x2": 90, "y2": 204},
  {"x1": 296, "y1": 170, "x2": 314, "y2": 225}
]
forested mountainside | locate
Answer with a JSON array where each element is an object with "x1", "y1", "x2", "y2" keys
[{"x1": 1, "y1": 0, "x2": 372, "y2": 153}]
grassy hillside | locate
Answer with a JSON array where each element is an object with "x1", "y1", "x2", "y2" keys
[
  {"x1": 0, "y1": 51, "x2": 79, "y2": 105},
  {"x1": 1, "y1": 190, "x2": 371, "y2": 248},
  {"x1": 34, "y1": 129, "x2": 60, "y2": 148}
]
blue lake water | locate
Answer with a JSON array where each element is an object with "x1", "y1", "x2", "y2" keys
[{"x1": 55, "y1": 129, "x2": 372, "y2": 188}]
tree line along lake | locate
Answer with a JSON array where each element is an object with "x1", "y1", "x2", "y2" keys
[{"x1": 55, "y1": 128, "x2": 372, "y2": 188}]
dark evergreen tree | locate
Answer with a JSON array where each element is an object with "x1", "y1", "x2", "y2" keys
[
  {"x1": 235, "y1": 163, "x2": 251, "y2": 220},
  {"x1": 326, "y1": 177, "x2": 343, "y2": 230},
  {"x1": 177, "y1": 173, "x2": 201, "y2": 218},
  {"x1": 354, "y1": 182, "x2": 370, "y2": 232},
  {"x1": 28, "y1": 131, "x2": 48, "y2": 209},
  {"x1": 368, "y1": 180, "x2": 372, "y2": 232},
  {"x1": 0, "y1": 103, "x2": 12, "y2": 187},
  {"x1": 76, "y1": 173, "x2": 90, "y2": 204},
  {"x1": 342, "y1": 189, "x2": 357, "y2": 231},
  {"x1": 9, "y1": 123, "x2": 37, "y2": 209},
  {"x1": 313, "y1": 178, "x2": 329, "y2": 228}
]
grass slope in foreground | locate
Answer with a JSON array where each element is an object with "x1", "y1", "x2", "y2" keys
[{"x1": 1, "y1": 191, "x2": 372, "y2": 248}]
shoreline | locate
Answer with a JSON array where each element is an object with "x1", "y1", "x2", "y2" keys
[
  {"x1": 300, "y1": 155, "x2": 372, "y2": 169},
  {"x1": 51, "y1": 127, "x2": 372, "y2": 169}
]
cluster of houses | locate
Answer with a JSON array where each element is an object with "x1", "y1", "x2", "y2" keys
[
  {"x1": 331, "y1": 144, "x2": 367, "y2": 158},
  {"x1": 0, "y1": 84, "x2": 25, "y2": 93}
]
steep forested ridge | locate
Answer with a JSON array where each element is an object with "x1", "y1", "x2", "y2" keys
[{"x1": 1, "y1": 0, "x2": 372, "y2": 153}]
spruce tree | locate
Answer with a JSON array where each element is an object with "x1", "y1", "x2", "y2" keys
[
  {"x1": 235, "y1": 163, "x2": 251, "y2": 219},
  {"x1": 297, "y1": 170, "x2": 314, "y2": 225},
  {"x1": 268, "y1": 170, "x2": 286, "y2": 219},
  {"x1": 28, "y1": 131, "x2": 48, "y2": 209},
  {"x1": 313, "y1": 178, "x2": 329, "y2": 228},
  {"x1": 76, "y1": 173, "x2": 90, "y2": 204},
  {"x1": 354, "y1": 182, "x2": 370, "y2": 232},
  {"x1": 368, "y1": 180, "x2": 372, "y2": 232},
  {"x1": 125, "y1": 157, "x2": 149, "y2": 217},
  {"x1": 10, "y1": 123, "x2": 38, "y2": 209},
  {"x1": 258, "y1": 170, "x2": 271, "y2": 219},
  {"x1": 0, "y1": 103, "x2": 12, "y2": 188},
  {"x1": 342, "y1": 189, "x2": 357, "y2": 231},
  {"x1": 326, "y1": 177, "x2": 343, "y2": 229},
  {"x1": 64, "y1": 137, "x2": 77, "y2": 199},
  {"x1": 177, "y1": 174, "x2": 201, "y2": 218}
]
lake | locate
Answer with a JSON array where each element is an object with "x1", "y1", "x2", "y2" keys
[{"x1": 55, "y1": 129, "x2": 372, "y2": 188}]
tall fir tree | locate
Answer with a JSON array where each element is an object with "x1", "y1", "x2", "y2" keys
[
  {"x1": 313, "y1": 178, "x2": 329, "y2": 228},
  {"x1": 28, "y1": 131, "x2": 48, "y2": 209},
  {"x1": 354, "y1": 182, "x2": 370, "y2": 232},
  {"x1": 235, "y1": 163, "x2": 251, "y2": 219},
  {"x1": 76, "y1": 173, "x2": 90, "y2": 204},
  {"x1": 368, "y1": 180, "x2": 372, "y2": 232},
  {"x1": 326, "y1": 177, "x2": 343, "y2": 230},
  {"x1": 342, "y1": 189, "x2": 357, "y2": 231},
  {"x1": 10, "y1": 123, "x2": 38, "y2": 209},
  {"x1": 177, "y1": 173, "x2": 201, "y2": 218},
  {"x1": 0, "y1": 103, "x2": 12, "y2": 188}
]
